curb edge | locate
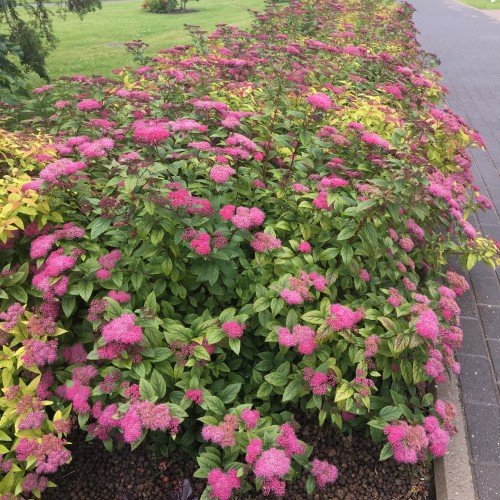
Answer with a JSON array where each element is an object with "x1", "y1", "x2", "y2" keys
[{"x1": 433, "y1": 375, "x2": 477, "y2": 499}]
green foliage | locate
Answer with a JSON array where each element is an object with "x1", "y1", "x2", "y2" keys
[
  {"x1": 1, "y1": 0, "x2": 499, "y2": 497},
  {"x1": 0, "y1": 0, "x2": 102, "y2": 87},
  {"x1": 142, "y1": 0, "x2": 199, "y2": 14}
]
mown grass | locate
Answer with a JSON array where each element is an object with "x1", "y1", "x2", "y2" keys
[
  {"x1": 44, "y1": 0, "x2": 265, "y2": 79},
  {"x1": 456, "y1": 0, "x2": 500, "y2": 9}
]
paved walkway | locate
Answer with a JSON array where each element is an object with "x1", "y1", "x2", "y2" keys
[{"x1": 410, "y1": 1, "x2": 500, "y2": 498}]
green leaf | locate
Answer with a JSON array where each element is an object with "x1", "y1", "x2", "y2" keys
[
  {"x1": 62, "y1": 295, "x2": 76, "y2": 317},
  {"x1": 89, "y1": 218, "x2": 111, "y2": 239},
  {"x1": 253, "y1": 297, "x2": 270, "y2": 312},
  {"x1": 264, "y1": 371, "x2": 288, "y2": 387},
  {"x1": 334, "y1": 381, "x2": 354, "y2": 402},
  {"x1": 131, "y1": 273, "x2": 143, "y2": 291},
  {"x1": 306, "y1": 475, "x2": 316, "y2": 495},
  {"x1": 400, "y1": 360, "x2": 412, "y2": 385},
  {"x1": 77, "y1": 281, "x2": 93, "y2": 302},
  {"x1": 421, "y1": 393, "x2": 434, "y2": 407},
  {"x1": 144, "y1": 291, "x2": 157, "y2": 313},
  {"x1": 206, "y1": 328, "x2": 225, "y2": 344},
  {"x1": 194, "y1": 345, "x2": 211, "y2": 361},
  {"x1": 206, "y1": 265, "x2": 219, "y2": 286},
  {"x1": 0, "y1": 471, "x2": 15, "y2": 495},
  {"x1": 378, "y1": 317, "x2": 396, "y2": 331},
  {"x1": 150, "y1": 370, "x2": 167, "y2": 400},
  {"x1": 8, "y1": 285, "x2": 27, "y2": 303},
  {"x1": 204, "y1": 395, "x2": 225, "y2": 416},
  {"x1": 301, "y1": 310, "x2": 325, "y2": 325},
  {"x1": 228, "y1": 338, "x2": 241, "y2": 355},
  {"x1": 340, "y1": 244, "x2": 354, "y2": 264},
  {"x1": 337, "y1": 224, "x2": 358, "y2": 241},
  {"x1": 379, "y1": 442, "x2": 393, "y2": 461},
  {"x1": 151, "y1": 228, "x2": 164, "y2": 246},
  {"x1": 124, "y1": 176, "x2": 138, "y2": 192},
  {"x1": 256, "y1": 381, "x2": 273, "y2": 399},
  {"x1": 139, "y1": 379, "x2": 157, "y2": 402},
  {"x1": 218, "y1": 384, "x2": 241, "y2": 404},
  {"x1": 282, "y1": 376, "x2": 303, "y2": 402},
  {"x1": 379, "y1": 405, "x2": 403, "y2": 422},
  {"x1": 390, "y1": 390, "x2": 406, "y2": 405}
]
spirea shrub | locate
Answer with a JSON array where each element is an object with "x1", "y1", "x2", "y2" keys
[{"x1": 1, "y1": 0, "x2": 500, "y2": 497}]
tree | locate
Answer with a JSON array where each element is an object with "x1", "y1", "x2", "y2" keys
[{"x1": 0, "y1": 0, "x2": 101, "y2": 85}]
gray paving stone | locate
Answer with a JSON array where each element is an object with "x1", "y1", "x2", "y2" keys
[
  {"x1": 457, "y1": 289, "x2": 479, "y2": 319},
  {"x1": 461, "y1": 318, "x2": 490, "y2": 357},
  {"x1": 474, "y1": 464, "x2": 500, "y2": 500},
  {"x1": 477, "y1": 209, "x2": 500, "y2": 227},
  {"x1": 479, "y1": 305, "x2": 500, "y2": 340},
  {"x1": 480, "y1": 224, "x2": 500, "y2": 243},
  {"x1": 458, "y1": 354, "x2": 499, "y2": 405},
  {"x1": 409, "y1": 0, "x2": 500, "y2": 495},
  {"x1": 463, "y1": 403, "x2": 500, "y2": 463},
  {"x1": 470, "y1": 261, "x2": 498, "y2": 281},
  {"x1": 473, "y1": 277, "x2": 500, "y2": 306},
  {"x1": 487, "y1": 339, "x2": 500, "y2": 383}
]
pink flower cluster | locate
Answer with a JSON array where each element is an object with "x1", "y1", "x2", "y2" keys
[
  {"x1": 414, "y1": 308, "x2": 439, "y2": 342},
  {"x1": 202, "y1": 414, "x2": 239, "y2": 448},
  {"x1": 364, "y1": 335, "x2": 381, "y2": 357},
  {"x1": 245, "y1": 438, "x2": 263, "y2": 464},
  {"x1": 435, "y1": 399, "x2": 457, "y2": 435},
  {"x1": 424, "y1": 349, "x2": 447, "y2": 382},
  {"x1": 210, "y1": 164, "x2": 236, "y2": 183},
  {"x1": 78, "y1": 138, "x2": 114, "y2": 158},
  {"x1": 310, "y1": 458, "x2": 339, "y2": 488},
  {"x1": 21, "y1": 339, "x2": 58, "y2": 368},
  {"x1": 185, "y1": 389, "x2": 204, "y2": 405},
  {"x1": 384, "y1": 421, "x2": 429, "y2": 463},
  {"x1": 221, "y1": 321, "x2": 246, "y2": 339},
  {"x1": 387, "y1": 287, "x2": 404, "y2": 308},
  {"x1": 446, "y1": 270, "x2": 469, "y2": 296},
  {"x1": 133, "y1": 121, "x2": 170, "y2": 145},
  {"x1": 307, "y1": 92, "x2": 333, "y2": 110},
  {"x1": 119, "y1": 401, "x2": 179, "y2": 443},
  {"x1": 297, "y1": 241, "x2": 312, "y2": 253},
  {"x1": 32, "y1": 248, "x2": 76, "y2": 297},
  {"x1": 108, "y1": 290, "x2": 131, "y2": 303},
  {"x1": 166, "y1": 187, "x2": 214, "y2": 216},
  {"x1": 89, "y1": 400, "x2": 179, "y2": 443},
  {"x1": 220, "y1": 204, "x2": 265, "y2": 229},
  {"x1": 360, "y1": 131, "x2": 390, "y2": 150},
  {"x1": 241, "y1": 408, "x2": 260, "y2": 429},
  {"x1": 30, "y1": 223, "x2": 85, "y2": 260},
  {"x1": 102, "y1": 313, "x2": 143, "y2": 345},
  {"x1": 0, "y1": 302, "x2": 25, "y2": 338},
  {"x1": 76, "y1": 99, "x2": 102, "y2": 111},
  {"x1": 278, "y1": 324, "x2": 316, "y2": 355},
  {"x1": 276, "y1": 423, "x2": 306, "y2": 456},
  {"x1": 16, "y1": 434, "x2": 71, "y2": 474},
  {"x1": 207, "y1": 468, "x2": 240, "y2": 500},
  {"x1": 280, "y1": 271, "x2": 328, "y2": 305},
  {"x1": 254, "y1": 448, "x2": 290, "y2": 496},
  {"x1": 326, "y1": 304, "x2": 365, "y2": 331},
  {"x1": 303, "y1": 368, "x2": 336, "y2": 396},
  {"x1": 39, "y1": 158, "x2": 86, "y2": 183},
  {"x1": 96, "y1": 249, "x2": 122, "y2": 280},
  {"x1": 251, "y1": 232, "x2": 282, "y2": 252}
]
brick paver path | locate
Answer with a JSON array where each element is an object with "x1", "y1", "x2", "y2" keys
[{"x1": 410, "y1": 0, "x2": 500, "y2": 498}]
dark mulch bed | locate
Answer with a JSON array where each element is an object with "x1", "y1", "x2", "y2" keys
[{"x1": 42, "y1": 416, "x2": 435, "y2": 500}]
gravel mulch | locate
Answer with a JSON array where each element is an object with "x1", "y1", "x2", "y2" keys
[{"x1": 42, "y1": 417, "x2": 435, "y2": 500}]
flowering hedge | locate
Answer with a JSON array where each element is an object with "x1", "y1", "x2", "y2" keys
[{"x1": 1, "y1": 0, "x2": 500, "y2": 498}]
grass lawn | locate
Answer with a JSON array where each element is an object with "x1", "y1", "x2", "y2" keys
[
  {"x1": 456, "y1": 0, "x2": 500, "y2": 9},
  {"x1": 44, "y1": 0, "x2": 265, "y2": 79}
]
